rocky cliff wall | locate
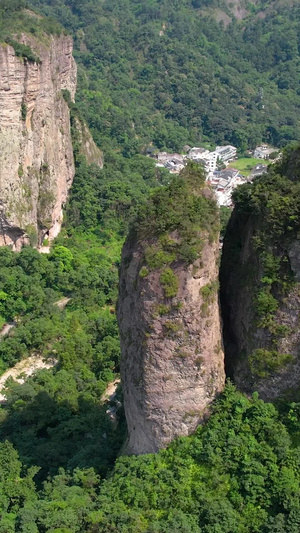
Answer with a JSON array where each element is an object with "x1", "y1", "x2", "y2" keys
[
  {"x1": 221, "y1": 153, "x2": 300, "y2": 400},
  {"x1": 118, "y1": 164, "x2": 225, "y2": 454},
  {"x1": 0, "y1": 33, "x2": 77, "y2": 249}
]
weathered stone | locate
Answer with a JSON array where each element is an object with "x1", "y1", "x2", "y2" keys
[
  {"x1": 118, "y1": 189, "x2": 225, "y2": 454},
  {"x1": 0, "y1": 33, "x2": 76, "y2": 249}
]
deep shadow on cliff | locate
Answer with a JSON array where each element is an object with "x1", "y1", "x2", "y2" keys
[{"x1": 220, "y1": 145, "x2": 300, "y2": 401}]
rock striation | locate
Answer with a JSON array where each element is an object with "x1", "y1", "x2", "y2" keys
[
  {"x1": 118, "y1": 163, "x2": 225, "y2": 454},
  {"x1": 221, "y1": 148, "x2": 300, "y2": 400},
  {"x1": 0, "y1": 32, "x2": 77, "y2": 249}
]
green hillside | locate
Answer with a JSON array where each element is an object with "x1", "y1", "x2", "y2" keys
[
  {"x1": 28, "y1": 0, "x2": 300, "y2": 153},
  {"x1": 1, "y1": 1, "x2": 300, "y2": 532}
]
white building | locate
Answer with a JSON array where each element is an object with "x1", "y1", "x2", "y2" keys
[
  {"x1": 215, "y1": 145, "x2": 237, "y2": 163},
  {"x1": 157, "y1": 152, "x2": 183, "y2": 164},
  {"x1": 187, "y1": 147, "x2": 208, "y2": 159},
  {"x1": 202, "y1": 152, "x2": 217, "y2": 175},
  {"x1": 254, "y1": 145, "x2": 275, "y2": 159},
  {"x1": 208, "y1": 169, "x2": 245, "y2": 207},
  {"x1": 164, "y1": 158, "x2": 185, "y2": 173},
  {"x1": 187, "y1": 147, "x2": 217, "y2": 176},
  {"x1": 212, "y1": 169, "x2": 240, "y2": 183},
  {"x1": 155, "y1": 152, "x2": 185, "y2": 173},
  {"x1": 249, "y1": 164, "x2": 268, "y2": 179}
]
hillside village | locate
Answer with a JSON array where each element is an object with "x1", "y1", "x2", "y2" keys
[{"x1": 152, "y1": 144, "x2": 277, "y2": 206}]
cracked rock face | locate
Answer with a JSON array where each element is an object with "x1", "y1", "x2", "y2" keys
[
  {"x1": 0, "y1": 33, "x2": 77, "y2": 249},
  {"x1": 118, "y1": 225, "x2": 225, "y2": 455}
]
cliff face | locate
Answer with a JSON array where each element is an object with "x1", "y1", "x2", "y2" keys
[
  {"x1": 0, "y1": 33, "x2": 77, "y2": 249},
  {"x1": 221, "y1": 151, "x2": 300, "y2": 400},
  {"x1": 118, "y1": 164, "x2": 225, "y2": 454}
]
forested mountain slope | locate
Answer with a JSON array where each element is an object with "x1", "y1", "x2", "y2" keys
[
  {"x1": 1, "y1": 1, "x2": 300, "y2": 532},
  {"x1": 2, "y1": 383, "x2": 300, "y2": 531},
  {"x1": 29, "y1": 0, "x2": 300, "y2": 153}
]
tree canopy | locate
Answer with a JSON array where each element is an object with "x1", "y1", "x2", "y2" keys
[{"x1": 28, "y1": 0, "x2": 300, "y2": 152}]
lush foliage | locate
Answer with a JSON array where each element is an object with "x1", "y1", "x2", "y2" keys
[
  {"x1": 225, "y1": 145, "x2": 300, "y2": 376},
  {"x1": 0, "y1": 143, "x2": 164, "y2": 488},
  {"x1": 27, "y1": 0, "x2": 300, "y2": 153},
  {"x1": 0, "y1": 66, "x2": 168, "y2": 498},
  {"x1": 0, "y1": 3, "x2": 172, "y2": 494},
  {"x1": 1, "y1": 2, "x2": 300, "y2": 531},
  {"x1": 2, "y1": 384, "x2": 300, "y2": 531},
  {"x1": 0, "y1": 237, "x2": 126, "y2": 484},
  {"x1": 135, "y1": 162, "x2": 219, "y2": 270},
  {"x1": 160, "y1": 267, "x2": 179, "y2": 298},
  {"x1": 0, "y1": 0, "x2": 64, "y2": 50}
]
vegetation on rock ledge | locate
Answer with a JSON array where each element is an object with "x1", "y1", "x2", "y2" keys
[
  {"x1": 222, "y1": 144, "x2": 300, "y2": 379},
  {"x1": 135, "y1": 162, "x2": 219, "y2": 270}
]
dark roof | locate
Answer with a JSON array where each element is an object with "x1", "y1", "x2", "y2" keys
[{"x1": 213, "y1": 169, "x2": 239, "y2": 180}]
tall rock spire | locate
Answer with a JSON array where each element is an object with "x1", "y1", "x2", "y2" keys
[{"x1": 117, "y1": 162, "x2": 225, "y2": 454}]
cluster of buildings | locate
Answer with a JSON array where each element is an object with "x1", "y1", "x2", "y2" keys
[
  {"x1": 154, "y1": 144, "x2": 241, "y2": 206},
  {"x1": 187, "y1": 145, "x2": 237, "y2": 177},
  {"x1": 153, "y1": 143, "x2": 273, "y2": 207},
  {"x1": 156, "y1": 152, "x2": 185, "y2": 173},
  {"x1": 210, "y1": 163, "x2": 269, "y2": 206},
  {"x1": 208, "y1": 169, "x2": 242, "y2": 207},
  {"x1": 155, "y1": 145, "x2": 237, "y2": 177}
]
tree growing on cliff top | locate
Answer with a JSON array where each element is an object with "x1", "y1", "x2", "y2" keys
[{"x1": 133, "y1": 161, "x2": 219, "y2": 254}]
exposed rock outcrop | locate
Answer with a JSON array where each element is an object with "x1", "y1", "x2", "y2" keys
[
  {"x1": 0, "y1": 32, "x2": 77, "y2": 249},
  {"x1": 74, "y1": 117, "x2": 103, "y2": 168},
  {"x1": 221, "y1": 149, "x2": 300, "y2": 400},
  {"x1": 118, "y1": 163, "x2": 225, "y2": 454}
]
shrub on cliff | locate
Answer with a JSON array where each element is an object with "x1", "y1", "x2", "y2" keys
[
  {"x1": 134, "y1": 161, "x2": 219, "y2": 265},
  {"x1": 231, "y1": 149, "x2": 300, "y2": 327},
  {"x1": 221, "y1": 144, "x2": 300, "y2": 386}
]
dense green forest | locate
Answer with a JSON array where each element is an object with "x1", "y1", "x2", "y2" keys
[
  {"x1": 28, "y1": 0, "x2": 300, "y2": 152},
  {"x1": 1, "y1": 0, "x2": 300, "y2": 531},
  {"x1": 3, "y1": 0, "x2": 300, "y2": 152},
  {"x1": 2, "y1": 157, "x2": 300, "y2": 530},
  {"x1": 2, "y1": 383, "x2": 300, "y2": 531}
]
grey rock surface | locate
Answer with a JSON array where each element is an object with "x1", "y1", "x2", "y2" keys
[
  {"x1": 221, "y1": 210, "x2": 300, "y2": 401},
  {"x1": 0, "y1": 33, "x2": 77, "y2": 249},
  {"x1": 118, "y1": 233, "x2": 225, "y2": 454}
]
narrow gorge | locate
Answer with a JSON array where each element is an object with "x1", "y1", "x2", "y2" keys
[{"x1": 118, "y1": 148, "x2": 300, "y2": 453}]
